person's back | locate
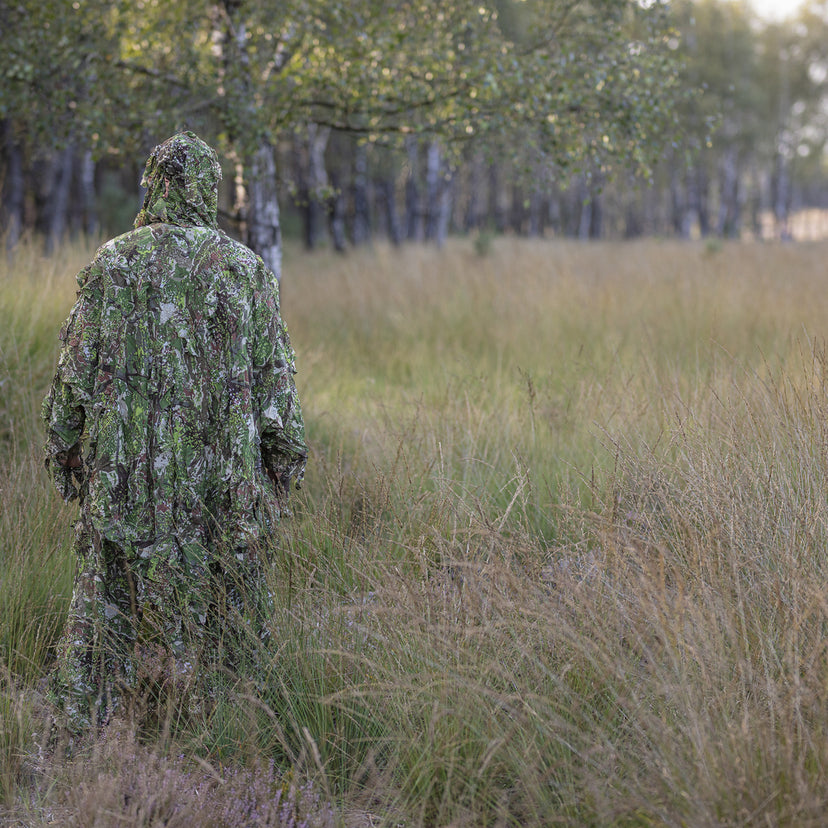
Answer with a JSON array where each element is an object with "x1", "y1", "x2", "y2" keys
[
  {"x1": 67, "y1": 220, "x2": 303, "y2": 557},
  {"x1": 43, "y1": 132, "x2": 307, "y2": 736}
]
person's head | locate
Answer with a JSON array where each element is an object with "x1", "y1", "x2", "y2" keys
[{"x1": 134, "y1": 131, "x2": 222, "y2": 229}]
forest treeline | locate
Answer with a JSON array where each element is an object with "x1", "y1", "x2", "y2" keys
[{"x1": 2, "y1": 0, "x2": 827, "y2": 257}]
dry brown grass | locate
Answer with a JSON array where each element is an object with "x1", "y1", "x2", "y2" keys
[{"x1": 5, "y1": 236, "x2": 828, "y2": 825}]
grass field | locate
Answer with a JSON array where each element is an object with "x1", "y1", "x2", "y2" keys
[{"x1": 3, "y1": 235, "x2": 828, "y2": 825}]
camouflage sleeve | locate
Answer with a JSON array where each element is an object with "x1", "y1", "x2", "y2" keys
[
  {"x1": 252, "y1": 266, "x2": 308, "y2": 499},
  {"x1": 42, "y1": 262, "x2": 103, "y2": 502}
]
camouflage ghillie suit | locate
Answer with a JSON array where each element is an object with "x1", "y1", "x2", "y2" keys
[{"x1": 42, "y1": 132, "x2": 307, "y2": 733}]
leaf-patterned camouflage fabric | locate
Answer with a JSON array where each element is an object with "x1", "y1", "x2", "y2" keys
[{"x1": 42, "y1": 131, "x2": 307, "y2": 734}]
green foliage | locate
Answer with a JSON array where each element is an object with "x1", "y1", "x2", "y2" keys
[
  {"x1": 3, "y1": 1, "x2": 681, "y2": 178},
  {"x1": 669, "y1": 0, "x2": 828, "y2": 209},
  {"x1": 1, "y1": 1, "x2": 121, "y2": 150}
]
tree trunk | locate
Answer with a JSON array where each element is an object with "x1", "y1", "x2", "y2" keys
[
  {"x1": 215, "y1": 2, "x2": 282, "y2": 273},
  {"x1": 291, "y1": 134, "x2": 311, "y2": 246},
  {"x1": 45, "y1": 143, "x2": 74, "y2": 254},
  {"x1": 352, "y1": 143, "x2": 370, "y2": 245},
  {"x1": 78, "y1": 147, "x2": 98, "y2": 237},
  {"x1": 746, "y1": 159, "x2": 763, "y2": 240},
  {"x1": 405, "y1": 137, "x2": 423, "y2": 241},
  {"x1": 328, "y1": 169, "x2": 347, "y2": 253},
  {"x1": 642, "y1": 180, "x2": 658, "y2": 237},
  {"x1": 589, "y1": 181, "x2": 603, "y2": 239},
  {"x1": 424, "y1": 140, "x2": 451, "y2": 246},
  {"x1": 681, "y1": 165, "x2": 701, "y2": 240},
  {"x1": 247, "y1": 140, "x2": 282, "y2": 279},
  {"x1": 434, "y1": 176, "x2": 452, "y2": 248},
  {"x1": 424, "y1": 140, "x2": 441, "y2": 241},
  {"x1": 305, "y1": 197, "x2": 326, "y2": 250},
  {"x1": 487, "y1": 163, "x2": 507, "y2": 233},
  {"x1": 696, "y1": 165, "x2": 710, "y2": 237},
  {"x1": 773, "y1": 47, "x2": 792, "y2": 241},
  {"x1": 464, "y1": 152, "x2": 484, "y2": 232},
  {"x1": 528, "y1": 187, "x2": 544, "y2": 237},
  {"x1": 772, "y1": 151, "x2": 791, "y2": 240},
  {"x1": 305, "y1": 122, "x2": 330, "y2": 249},
  {"x1": 624, "y1": 203, "x2": 643, "y2": 239},
  {"x1": 1, "y1": 120, "x2": 24, "y2": 250},
  {"x1": 668, "y1": 153, "x2": 684, "y2": 236},
  {"x1": 378, "y1": 177, "x2": 402, "y2": 245},
  {"x1": 510, "y1": 185, "x2": 526, "y2": 235},
  {"x1": 577, "y1": 177, "x2": 592, "y2": 240},
  {"x1": 546, "y1": 191, "x2": 562, "y2": 237},
  {"x1": 716, "y1": 146, "x2": 741, "y2": 238}
]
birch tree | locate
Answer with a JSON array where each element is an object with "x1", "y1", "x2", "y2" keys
[{"x1": 3, "y1": 0, "x2": 679, "y2": 262}]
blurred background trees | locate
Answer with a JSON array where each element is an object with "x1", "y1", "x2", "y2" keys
[{"x1": 2, "y1": 0, "x2": 828, "y2": 262}]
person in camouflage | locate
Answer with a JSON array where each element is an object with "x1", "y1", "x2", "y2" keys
[{"x1": 42, "y1": 131, "x2": 307, "y2": 734}]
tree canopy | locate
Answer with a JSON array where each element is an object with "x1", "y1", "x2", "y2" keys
[
  {"x1": 6, "y1": 0, "x2": 828, "y2": 250},
  {"x1": 2, "y1": 0, "x2": 681, "y2": 261},
  {"x1": 5, "y1": 1, "x2": 677, "y2": 157}
]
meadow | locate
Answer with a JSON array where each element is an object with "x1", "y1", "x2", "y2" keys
[{"x1": 3, "y1": 235, "x2": 828, "y2": 825}]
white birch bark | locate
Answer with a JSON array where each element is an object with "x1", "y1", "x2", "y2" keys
[{"x1": 247, "y1": 140, "x2": 282, "y2": 279}]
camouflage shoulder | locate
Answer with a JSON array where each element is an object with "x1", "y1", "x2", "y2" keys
[
  {"x1": 216, "y1": 230, "x2": 277, "y2": 285},
  {"x1": 215, "y1": 231, "x2": 258, "y2": 267},
  {"x1": 82, "y1": 226, "x2": 165, "y2": 285},
  {"x1": 101, "y1": 225, "x2": 159, "y2": 253},
  {"x1": 77, "y1": 228, "x2": 149, "y2": 288}
]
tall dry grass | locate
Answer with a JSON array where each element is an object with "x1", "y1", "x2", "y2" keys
[{"x1": 4, "y1": 236, "x2": 828, "y2": 824}]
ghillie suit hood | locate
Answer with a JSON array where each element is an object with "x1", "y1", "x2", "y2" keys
[{"x1": 134, "y1": 131, "x2": 222, "y2": 229}]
